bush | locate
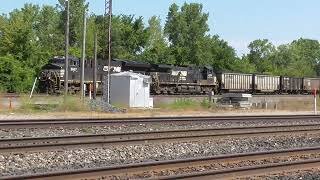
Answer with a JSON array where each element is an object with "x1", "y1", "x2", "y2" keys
[
  {"x1": 200, "y1": 99, "x2": 211, "y2": 108},
  {"x1": 157, "y1": 98, "x2": 216, "y2": 111},
  {"x1": 18, "y1": 94, "x2": 58, "y2": 113},
  {"x1": 18, "y1": 95, "x2": 35, "y2": 113},
  {"x1": 0, "y1": 55, "x2": 34, "y2": 93},
  {"x1": 163, "y1": 98, "x2": 198, "y2": 110}
]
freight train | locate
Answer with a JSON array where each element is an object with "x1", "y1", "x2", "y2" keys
[{"x1": 38, "y1": 56, "x2": 320, "y2": 95}]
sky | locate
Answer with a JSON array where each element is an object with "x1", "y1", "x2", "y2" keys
[{"x1": 1, "y1": 0, "x2": 320, "y2": 56}]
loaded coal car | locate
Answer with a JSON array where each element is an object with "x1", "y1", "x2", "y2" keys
[
  {"x1": 254, "y1": 74, "x2": 280, "y2": 94},
  {"x1": 303, "y1": 78, "x2": 320, "y2": 94},
  {"x1": 280, "y1": 77, "x2": 303, "y2": 94},
  {"x1": 38, "y1": 56, "x2": 122, "y2": 94},
  {"x1": 217, "y1": 72, "x2": 253, "y2": 93},
  {"x1": 150, "y1": 65, "x2": 217, "y2": 95}
]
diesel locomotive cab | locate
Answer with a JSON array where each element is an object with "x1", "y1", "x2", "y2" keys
[
  {"x1": 38, "y1": 56, "x2": 80, "y2": 94},
  {"x1": 38, "y1": 56, "x2": 124, "y2": 95}
]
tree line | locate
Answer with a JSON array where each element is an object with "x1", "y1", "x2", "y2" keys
[{"x1": 0, "y1": 0, "x2": 320, "y2": 92}]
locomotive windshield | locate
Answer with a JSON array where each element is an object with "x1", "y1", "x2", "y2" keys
[{"x1": 48, "y1": 57, "x2": 80, "y2": 67}]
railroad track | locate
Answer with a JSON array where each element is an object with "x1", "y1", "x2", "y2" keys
[
  {"x1": 152, "y1": 94, "x2": 313, "y2": 98},
  {"x1": 1, "y1": 124, "x2": 320, "y2": 153},
  {"x1": 1, "y1": 115, "x2": 320, "y2": 128},
  {"x1": 2, "y1": 93, "x2": 312, "y2": 98},
  {"x1": 4, "y1": 146, "x2": 320, "y2": 180}
]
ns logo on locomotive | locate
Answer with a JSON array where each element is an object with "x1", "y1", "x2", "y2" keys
[{"x1": 38, "y1": 56, "x2": 320, "y2": 95}]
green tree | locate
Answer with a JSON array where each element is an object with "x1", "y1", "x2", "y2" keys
[
  {"x1": 165, "y1": 3, "x2": 210, "y2": 65},
  {"x1": 141, "y1": 16, "x2": 170, "y2": 64},
  {"x1": 0, "y1": 15, "x2": 7, "y2": 56},
  {"x1": 232, "y1": 57, "x2": 257, "y2": 73},
  {"x1": 58, "y1": 0, "x2": 88, "y2": 47},
  {"x1": 36, "y1": 6, "x2": 64, "y2": 56},
  {"x1": 268, "y1": 44, "x2": 294, "y2": 76},
  {"x1": 0, "y1": 4, "x2": 40, "y2": 61},
  {"x1": 288, "y1": 38, "x2": 320, "y2": 77},
  {"x1": 247, "y1": 39, "x2": 275, "y2": 73},
  {"x1": 84, "y1": 15, "x2": 98, "y2": 58},
  {"x1": 207, "y1": 35, "x2": 238, "y2": 71},
  {"x1": 246, "y1": 38, "x2": 320, "y2": 77},
  {"x1": 0, "y1": 4, "x2": 63, "y2": 92},
  {"x1": 0, "y1": 55, "x2": 34, "y2": 92},
  {"x1": 96, "y1": 15, "x2": 148, "y2": 60}
]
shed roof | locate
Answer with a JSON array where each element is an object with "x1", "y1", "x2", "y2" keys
[{"x1": 111, "y1": 71, "x2": 151, "y2": 83}]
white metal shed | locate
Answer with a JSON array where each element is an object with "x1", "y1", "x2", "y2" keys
[{"x1": 110, "y1": 72, "x2": 153, "y2": 108}]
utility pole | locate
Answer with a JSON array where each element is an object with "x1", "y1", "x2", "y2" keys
[
  {"x1": 80, "y1": 9, "x2": 87, "y2": 100},
  {"x1": 105, "y1": 0, "x2": 112, "y2": 104},
  {"x1": 93, "y1": 33, "x2": 97, "y2": 100},
  {"x1": 64, "y1": 0, "x2": 70, "y2": 96}
]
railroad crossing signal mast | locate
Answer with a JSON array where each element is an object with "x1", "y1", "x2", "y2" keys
[
  {"x1": 105, "y1": 0, "x2": 112, "y2": 104},
  {"x1": 64, "y1": 0, "x2": 70, "y2": 96}
]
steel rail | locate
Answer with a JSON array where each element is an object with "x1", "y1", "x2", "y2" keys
[
  {"x1": 3, "y1": 146, "x2": 320, "y2": 180},
  {"x1": 1, "y1": 93, "x2": 311, "y2": 98},
  {"x1": 1, "y1": 124, "x2": 320, "y2": 153},
  {"x1": 0, "y1": 115, "x2": 320, "y2": 128},
  {"x1": 161, "y1": 158, "x2": 320, "y2": 180},
  {"x1": 152, "y1": 94, "x2": 313, "y2": 98}
]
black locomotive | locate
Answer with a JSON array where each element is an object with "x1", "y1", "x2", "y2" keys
[
  {"x1": 39, "y1": 56, "x2": 120, "y2": 94},
  {"x1": 38, "y1": 56, "x2": 320, "y2": 95},
  {"x1": 149, "y1": 65, "x2": 217, "y2": 95},
  {"x1": 38, "y1": 56, "x2": 217, "y2": 95}
]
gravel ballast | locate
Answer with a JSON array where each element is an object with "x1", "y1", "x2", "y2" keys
[
  {"x1": 2, "y1": 134, "x2": 320, "y2": 177},
  {"x1": 243, "y1": 169, "x2": 320, "y2": 180},
  {"x1": 116, "y1": 154, "x2": 320, "y2": 179},
  {"x1": 2, "y1": 119, "x2": 320, "y2": 138}
]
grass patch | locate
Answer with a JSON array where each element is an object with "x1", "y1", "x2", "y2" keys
[
  {"x1": 17, "y1": 94, "x2": 61, "y2": 113},
  {"x1": 168, "y1": 99, "x2": 198, "y2": 110},
  {"x1": 16, "y1": 95, "x2": 90, "y2": 113},
  {"x1": 56, "y1": 96, "x2": 89, "y2": 112},
  {"x1": 80, "y1": 127, "x2": 95, "y2": 134},
  {"x1": 158, "y1": 98, "x2": 215, "y2": 111},
  {"x1": 200, "y1": 99, "x2": 215, "y2": 109}
]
